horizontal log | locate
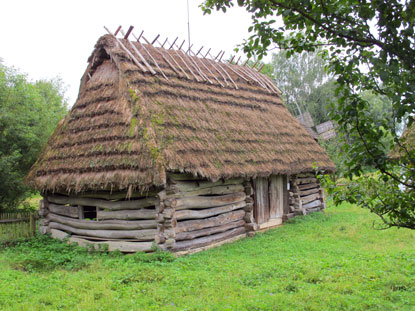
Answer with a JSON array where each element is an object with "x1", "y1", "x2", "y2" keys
[
  {"x1": 175, "y1": 201, "x2": 246, "y2": 220},
  {"x1": 97, "y1": 209, "x2": 156, "y2": 220},
  {"x1": 49, "y1": 222, "x2": 156, "y2": 241},
  {"x1": 176, "y1": 210, "x2": 245, "y2": 233},
  {"x1": 299, "y1": 187, "x2": 321, "y2": 196},
  {"x1": 295, "y1": 177, "x2": 317, "y2": 184},
  {"x1": 47, "y1": 195, "x2": 157, "y2": 211},
  {"x1": 48, "y1": 203, "x2": 79, "y2": 218},
  {"x1": 169, "y1": 184, "x2": 245, "y2": 198},
  {"x1": 170, "y1": 178, "x2": 244, "y2": 192},
  {"x1": 301, "y1": 193, "x2": 321, "y2": 204},
  {"x1": 50, "y1": 229, "x2": 153, "y2": 252},
  {"x1": 47, "y1": 213, "x2": 157, "y2": 230},
  {"x1": 168, "y1": 192, "x2": 246, "y2": 210},
  {"x1": 302, "y1": 200, "x2": 322, "y2": 209},
  {"x1": 297, "y1": 182, "x2": 319, "y2": 191},
  {"x1": 296, "y1": 173, "x2": 315, "y2": 178},
  {"x1": 173, "y1": 227, "x2": 246, "y2": 251},
  {"x1": 76, "y1": 191, "x2": 157, "y2": 200},
  {"x1": 176, "y1": 219, "x2": 245, "y2": 241}
]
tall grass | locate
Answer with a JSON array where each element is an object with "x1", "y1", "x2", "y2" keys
[{"x1": 0, "y1": 202, "x2": 414, "y2": 311}]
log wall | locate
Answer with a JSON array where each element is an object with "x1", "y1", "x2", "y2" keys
[
  {"x1": 288, "y1": 173, "x2": 326, "y2": 216},
  {"x1": 160, "y1": 173, "x2": 250, "y2": 253},
  {"x1": 38, "y1": 192, "x2": 159, "y2": 252}
]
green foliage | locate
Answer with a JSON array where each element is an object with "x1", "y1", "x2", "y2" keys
[
  {"x1": 202, "y1": 0, "x2": 415, "y2": 229},
  {"x1": 0, "y1": 62, "x2": 67, "y2": 210},
  {"x1": 1, "y1": 203, "x2": 415, "y2": 310},
  {"x1": 4, "y1": 235, "x2": 98, "y2": 272}
]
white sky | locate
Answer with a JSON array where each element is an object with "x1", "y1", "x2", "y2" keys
[{"x1": 0, "y1": 0, "x2": 257, "y2": 105}]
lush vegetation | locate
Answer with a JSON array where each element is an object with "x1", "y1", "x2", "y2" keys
[
  {"x1": 1, "y1": 202, "x2": 414, "y2": 310},
  {"x1": 0, "y1": 61, "x2": 67, "y2": 211},
  {"x1": 202, "y1": 0, "x2": 415, "y2": 229}
]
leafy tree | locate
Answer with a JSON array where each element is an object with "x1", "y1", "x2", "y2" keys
[
  {"x1": 202, "y1": 0, "x2": 415, "y2": 229},
  {"x1": 0, "y1": 62, "x2": 67, "y2": 210},
  {"x1": 263, "y1": 49, "x2": 336, "y2": 125}
]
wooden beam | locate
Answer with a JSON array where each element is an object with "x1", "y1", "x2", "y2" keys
[
  {"x1": 176, "y1": 210, "x2": 245, "y2": 233},
  {"x1": 47, "y1": 195, "x2": 157, "y2": 211},
  {"x1": 47, "y1": 213, "x2": 157, "y2": 230},
  {"x1": 124, "y1": 26, "x2": 134, "y2": 39},
  {"x1": 48, "y1": 203, "x2": 79, "y2": 218},
  {"x1": 97, "y1": 209, "x2": 156, "y2": 220},
  {"x1": 136, "y1": 30, "x2": 144, "y2": 42},
  {"x1": 176, "y1": 219, "x2": 245, "y2": 241},
  {"x1": 114, "y1": 25, "x2": 122, "y2": 36},
  {"x1": 169, "y1": 37, "x2": 178, "y2": 50},
  {"x1": 175, "y1": 201, "x2": 246, "y2": 220},
  {"x1": 151, "y1": 34, "x2": 160, "y2": 45},
  {"x1": 49, "y1": 222, "x2": 157, "y2": 241},
  {"x1": 168, "y1": 192, "x2": 246, "y2": 210}
]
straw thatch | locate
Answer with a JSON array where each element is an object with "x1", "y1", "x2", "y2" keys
[
  {"x1": 390, "y1": 125, "x2": 415, "y2": 160},
  {"x1": 26, "y1": 35, "x2": 335, "y2": 194}
]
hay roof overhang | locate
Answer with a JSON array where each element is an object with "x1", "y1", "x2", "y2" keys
[{"x1": 26, "y1": 33, "x2": 336, "y2": 194}]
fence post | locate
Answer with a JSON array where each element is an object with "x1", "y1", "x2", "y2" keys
[{"x1": 29, "y1": 213, "x2": 36, "y2": 237}]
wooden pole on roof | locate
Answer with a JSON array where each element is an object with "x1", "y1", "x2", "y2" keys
[
  {"x1": 178, "y1": 40, "x2": 186, "y2": 51},
  {"x1": 218, "y1": 51, "x2": 225, "y2": 62},
  {"x1": 161, "y1": 38, "x2": 168, "y2": 48},
  {"x1": 258, "y1": 64, "x2": 265, "y2": 72},
  {"x1": 203, "y1": 48, "x2": 211, "y2": 58},
  {"x1": 136, "y1": 30, "x2": 144, "y2": 42},
  {"x1": 215, "y1": 51, "x2": 223, "y2": 60},
  {"x1": 167, "y1": 39, "x2": 198, "y2": 81},
  {"x1": 196, "y1": 46, "x2": 204, "y2": 56},
  {"x1": 140, "y1": 35, "x2": 188, "y2": 79},
  {"x1": 104, "y1": 26, "x2": 147, "y2": 73},
  {"x1": 114, "y1": 25, "x2": 122, "y2": 36},
  {"x1": 132, "y1": 33, "x2": 168, "y2": 80},
  {"x1": 251, "y1": 60, "x2": 259, "y2": 69},
  {"x1": 175, "y1": 42, "x2": 208, "y2": 82},
  {"x1": 189, "y1": 50, "x2": 223, "y2": 87},
  {"x1": 151, "y1": 34, "x2": 160, "y2": 45},
  {"x1": 241, "y1": 65, "x2": 271, "y2": 92},
  {"x1": 124, "y1": 26, "x2": 134, "y2": 40},
  {"x1": 169, "y1": 37, "x2": 178, "y2": 50},
  {"x1": 207, "y1": 52, "x2": 238, "y2": 89},
  {"x1": 186, "y1": 44, "x2": 194, "y2": 55},
  {"x1": 222, "y1": 60, "x2": 250, "y2": 82},
  {"x1": 229, "y1": 55, "x2": 235, "y2": 64},
  {"x1": 121, "y1": 29, "x2": 156, "y2": 75},
  {"x1": 205, "y1": 57, "x2": 230, "y2": 87}
]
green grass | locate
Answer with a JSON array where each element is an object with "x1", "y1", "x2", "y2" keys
[{"x1": 1, "y1": 202, "x2": 415, "y2": 310}]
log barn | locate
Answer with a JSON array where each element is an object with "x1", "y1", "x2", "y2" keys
[{"x1": 26, "y1": 28, "x2": 336, "y2": 254}]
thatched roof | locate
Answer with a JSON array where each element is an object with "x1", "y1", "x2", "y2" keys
[
  {"x1": 390, "y1": 125, "x2": 415, "y2": 159},
  {"x1": 26, "y1": 34, "x2": 335, "y2": 193}
]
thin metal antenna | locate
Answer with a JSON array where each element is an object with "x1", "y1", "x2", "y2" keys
[{"x1": 187, "y1": 0, "x2": 191, "y2": 52}]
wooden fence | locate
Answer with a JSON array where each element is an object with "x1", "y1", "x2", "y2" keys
[{"x1": 0, "y1": 212, "x2": 37, "y2": 242}]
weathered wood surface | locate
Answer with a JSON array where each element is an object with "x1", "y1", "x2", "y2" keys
[
  {"x1": 167, "y1": 192, "x2": 246, "y2": 210},
  {"x1": 269, "y1": 175, "x2": 283, "y2": 218},
  {"x1": 176, "y1": 219, "x2": 245, "y2": 241},
  {"x1": 175, "y1": 201, "x2": 246, "y2": 220},
  {"x1": 173, "y1": 227, "x2": 246, "y2": 251},
  {"x1": 76, "y1": 191, "x2": 157, "y2": 200},
  {"x1": 170, "y1": 178, "x2": 244, "y2": 192},
  {"x1": 97, "y1": 209, "x2": 156, "y2": 220},
  {"x1": 176, "y1": 210, "x2": 245, "y2": 233},
  {"x1": 47, "y1": 213, "x2": 157, "y2": 230},
  {"x1": 254, "y1": 177, "x2": 269, "y2": 224},
  {"x1": 49, "y1": 222, "x2": 156, "y2": 240},
  {"x1": 302, "y1": 200, "x2": 322, "y2": 209},
  {"x1": 299, "y1": 187, "x2": 321, "y2": 196},
  {"x1": 297, "y1": 182, "x2": 319, "y2": 191},
  {"x1": 169, "y1": 184, "x2": 245, "y2": 198},
  {"x1": 47, "y1": 195, "x2": 157, "y2": 211},
  {"x1": 282, "y1": 175, "x2": 290, "y2": 216},
  {"x1": 295, "y1": 177, "x2": 317, "y2": 184},
  {"x1": 48, "y1": 203, "x2": 79, "y2": 218},
  {"x1": 50, "y1": 229, "x2": 153, "y2": 252},
  {"x1": 301, "y1": 193, "x2": 321, "y2": 205}
]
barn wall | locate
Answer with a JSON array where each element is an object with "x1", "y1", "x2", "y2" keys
[
  {"x1": 38, "y1": 191, "x2": 160, "y2": 252},
  {"x1": 288, "y1": 173, "x2": 326, "y2": 216},
  {"x1": 159, "y1": 173, "x2": 251, "y2": 253}
]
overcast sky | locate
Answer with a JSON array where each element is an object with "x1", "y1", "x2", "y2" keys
[{"x1": 1, "y1": 0, "x2": 260, "y2": 105}]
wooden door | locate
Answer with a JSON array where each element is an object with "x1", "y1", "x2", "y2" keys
[
  {"x1": 269, "y1": 175, "x2": 284, "y2": 218},
  {"x1": 254, "y1": 175, "x2": 286, "y2": 225},
  {"x1": 254, "y1": 177, "x2": 269, "y2": 224}
]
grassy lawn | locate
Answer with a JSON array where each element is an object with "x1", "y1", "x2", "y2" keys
[{"x1": 1, "y1": 202, "x2": 414, "y2": 311}]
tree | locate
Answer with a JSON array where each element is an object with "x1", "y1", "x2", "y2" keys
[
  {"x1": 264, "y1": 49, "x2": 336, "y2": 125},
  {"x1": 0, "y1": 62, "x2": 68, "y2": 210},
  {"x1": 202, "y1": 0, "x2": 415, "y2": 229}
]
